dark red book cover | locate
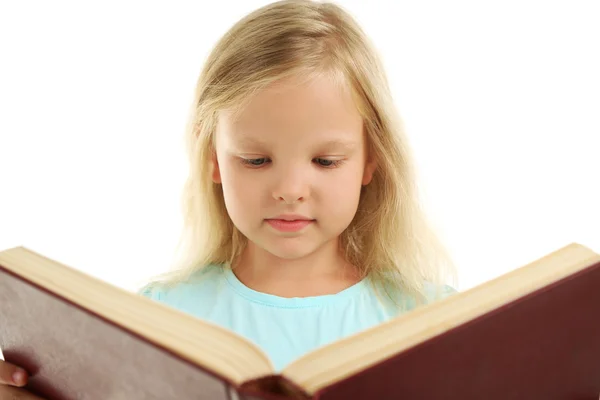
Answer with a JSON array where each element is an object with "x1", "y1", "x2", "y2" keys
[
  {"x1": 0, "y1": 266, "x2": 246, "y2": 400},
  {"x1": 313, "y1": 258, "x2": 600, "y2": 400}
]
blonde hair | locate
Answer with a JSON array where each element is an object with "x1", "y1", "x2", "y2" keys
[{"x1": 149, "y1": 0, "x2": 457, "y2": 307}]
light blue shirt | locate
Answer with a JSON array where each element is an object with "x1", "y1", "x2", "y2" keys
[{"x1": 140, "y1": 265, "x2": 455, "y2": 371}]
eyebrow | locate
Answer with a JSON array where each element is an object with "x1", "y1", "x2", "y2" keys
[
  {"x1": 233, "y1": 136, "x2": 268, "y2": 148},
  {"x1": 318, "y1": 139, "x2": 359, "y2": 150}
]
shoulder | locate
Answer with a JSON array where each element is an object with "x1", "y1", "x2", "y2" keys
[
  {"x1": 137, "y1": 264, "x2": 226, "y2": 304},
  {"x1": 367, "y1": 278, "x2": 458, "y2": 316},
  {"x1": 423, "y1": 282, "x2": 458, "y2": 304}
]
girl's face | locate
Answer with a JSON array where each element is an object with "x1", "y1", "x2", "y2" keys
[{"x1": 212, "y1": 74, "x2": 376, "y2": 261}]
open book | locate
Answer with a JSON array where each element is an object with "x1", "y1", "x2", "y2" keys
[{"x1": 1, "y1": 243, "x2": 600, "y2": 400}]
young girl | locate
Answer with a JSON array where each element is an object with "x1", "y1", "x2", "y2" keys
[{"x1": 0, "y1": 0, "x2": 456, "y2": 396}]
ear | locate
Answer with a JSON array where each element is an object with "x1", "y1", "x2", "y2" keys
[
  {"x1": 361, "y1": 156, "x2": 377, "y2": 186},
  {"x1": 211, "y1": 150, "x2": 222, "y2": 183}
]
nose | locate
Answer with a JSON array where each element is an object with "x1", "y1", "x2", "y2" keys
[{"x1": 271, "y1": 165, "x2": 309, "y2": 204}]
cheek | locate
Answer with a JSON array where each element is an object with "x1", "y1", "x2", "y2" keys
[
  {"x1": 219, "y1": 162, "x2": 261, "y2": 218},
  {"x1": 319, "y1": 166, "x2": 364, "y2": 213}
]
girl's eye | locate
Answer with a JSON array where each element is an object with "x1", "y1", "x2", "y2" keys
[
  {"x1": 314, "y1": 158, "x2": 343, "y2": 168},
  {"x1": 240, "y1": 157, "x2": 343, "y2": 168},
  {"x1": 241, "y1": 158, "x2": 269, "y2": 167}
]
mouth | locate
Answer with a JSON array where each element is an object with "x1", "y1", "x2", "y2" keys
[
  {"x1": 268, "y1": 214, "x2": 314, "y2": 221},
  {"x1": 265, "y1": 218, "x2": 314, "y2": 232}
]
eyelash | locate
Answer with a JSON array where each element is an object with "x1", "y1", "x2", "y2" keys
[{"x1": 240, "y1": 158, "x2": 344, "y2": 169}]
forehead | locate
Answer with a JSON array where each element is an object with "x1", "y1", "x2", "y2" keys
[{"x1": 217, "y1": 75, "x2": 363, "y2": 144}]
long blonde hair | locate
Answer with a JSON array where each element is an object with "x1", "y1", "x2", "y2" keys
[{"x1": 148, "y1": 0, "x2": 457, "y2": 306}]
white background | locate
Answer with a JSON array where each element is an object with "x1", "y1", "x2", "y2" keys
[{"x1": 1, "y1": 1, "x2": 598, "y2": 292}]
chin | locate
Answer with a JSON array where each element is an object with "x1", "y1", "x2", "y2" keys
[
  {"x1": 265, "y1": 240, "x2": 319, "y2": 260},
  {"x1": 250, "y1": 235, "x2": 322, "y2": 261}
]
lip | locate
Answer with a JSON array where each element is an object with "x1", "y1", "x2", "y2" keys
[
  {"x1": 265, "y1": 215, "x2": 315, "y2": 233},
  {"x1": 266, "y1": 219, "x2": 314, "y2": 232},
  {"x1": 268, "y1": 214, "x2": 313, "y2": 221}
]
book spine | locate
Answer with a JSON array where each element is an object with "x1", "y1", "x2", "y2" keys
[{"x1": 237, "y1": 375, "x2": 312, "y2": 400}]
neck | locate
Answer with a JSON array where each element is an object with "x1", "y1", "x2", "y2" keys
[{"x1": 232, "y1": 238, "x2": 362, "y2": 298}]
